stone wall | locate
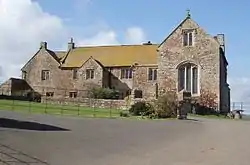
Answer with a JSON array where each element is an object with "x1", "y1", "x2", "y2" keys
[
  {"x1": 21, "y1": 43, "x2": 104, "y2": 99},
  {"x1": 41, "y1": 97, "x2": 130, "y2": 110},
  {"x1": 0, "y1": 79, "x2": 11, "y2": 95},
  {"x1": 21, "y1": 43, "x2": 72, "y2": 97},
  {"x1": 73, "y1": 57, "x2": 104, "y2": 89},
  {"x1": 108, "y1": 67, "x2": 132, "y2": 98},
  {"x1": 132, "y1": 66, "x2": 158, "y2": 100},
  {"x1": 158, "y1": 17, "x2": 221, "y2": 111}
]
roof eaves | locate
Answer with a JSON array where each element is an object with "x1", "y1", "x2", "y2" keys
[
  {"x1": 47, "y1": 49, "x2": 61, "y2": 63},
  {"x1": 61, "y1": 49, "x2": 71, "y2": 64},
  {"x1": 21, "y1": 49, "x2": 41, "y2": 71}
]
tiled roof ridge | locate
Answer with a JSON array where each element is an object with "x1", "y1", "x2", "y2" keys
[{"x1": 73, "y1": 43, "x2": 159, "y2": 49}]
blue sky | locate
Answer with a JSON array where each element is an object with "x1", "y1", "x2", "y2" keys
[{"x1": 35, "y1": 0, "x2": 250, "y2": 78}]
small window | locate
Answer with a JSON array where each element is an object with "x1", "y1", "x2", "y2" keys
[
  {"x1": 46, "y1": 92, "x2": 54, "y2": 97},
  {"x1": 183, "y1": 30, "x2": 194, "y2": 46},
  {"x1": 69, "y1": 92, "x2": 77, "y2": 98},
  {"x1": 134, "y1": 90, "x2": 143, "y2": 98},
  {"x1": 22, "y1": 71, "x2": 27, "y2": 80},
  {"x1": 121, "y1": 68, "x2": 132, "y2": 79},
  {"x1": 73, "y1": 69, "x2": 78, "y2": 79},
  {"x1": 148, "y1": 68, "x2": 157, "y2": 80},
  {"x1": 86, "y1": 69, "x2": 94, "y2": 79},
  {"x1": 41, "y1": 70, "x2": 50, "y2": 80}
]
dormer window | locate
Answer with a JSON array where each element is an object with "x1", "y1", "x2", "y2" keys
[{"x1": 183, "y1": 30, "x2": 194, "y2": 46}]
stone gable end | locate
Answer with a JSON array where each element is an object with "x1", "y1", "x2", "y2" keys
[
  {"x1": 158, "y1": 17, "x2": 221, "y2": 109},
  {"x1": 75, "y1": 57, "x2": 104, "y2": 90},
  {"x1": 21, "y1": 49, "x2": 62, "y2": 89}
]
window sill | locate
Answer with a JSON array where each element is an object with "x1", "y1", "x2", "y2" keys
[{"x1": 191, "y1": 93, "x2": 200, "y2": 97}]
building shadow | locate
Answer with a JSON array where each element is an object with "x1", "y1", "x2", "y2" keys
[{"x1": 0, "y1": 118, "x2": 70, "y2": 131}]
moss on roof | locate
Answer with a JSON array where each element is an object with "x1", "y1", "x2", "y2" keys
[
  {"x1": 61, "y1": 44, "x2": 158, "y2": 67},
  {"x1": 54, "y1": 51, "x2": 67, "y2": 60}
]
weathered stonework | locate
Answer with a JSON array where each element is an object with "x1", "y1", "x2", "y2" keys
[
  {"x1": 42, "y1": 97, "x2": 129, "y2": 110},
  {"x1": 21, "y1": 46, "x2": 70, "y2": 97},
  {"x1": 132, "y1": 66, "x2": 158, "y2": 100},
  {"x1": 0, "y1": 13, "x2": 230, "y2": 112},
  {"x1": 158, "y1": 17, "x2": 229, "y2": 112}
]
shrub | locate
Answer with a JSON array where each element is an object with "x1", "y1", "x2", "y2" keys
[
  {"x1": 199, "y1": 90, "x2": 218, "y2": 109},
  {"x1": 120, "y1": 110, "x2": 130, "y2": 117},
  {"x1": 90, "y1": 87, "x2": 119, "y2": 99},
  {"x1": 154, "y1": 91, "x2": 178, "y2": 118},
  {"x1": 129, "y1": 101, "x2": 153, "y2": 116},
  {"x1": 193, "y1": 90, "x2": 218, "y2": 115}
]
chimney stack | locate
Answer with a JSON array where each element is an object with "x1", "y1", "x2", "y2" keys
[
  {"x1": 143, "y1": 41, "x2": 152, "y2": 45},
  {"x1": 40, "y1": 41, "x2": 47, "y2": 49},
  {"x1": 216, "y1": 34, "x2": 225, "y2": 52},
  {"x1": 68, "y1": 37, "x2": 75, "y2": 50}
]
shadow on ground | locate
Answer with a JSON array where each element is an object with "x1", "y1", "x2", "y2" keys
[
  {"x1": 185, "y1": 118, "x2": 202, "y2": 122},
  {"x1": 0, "y1": 118, "x2": 70, "y2": 131}
]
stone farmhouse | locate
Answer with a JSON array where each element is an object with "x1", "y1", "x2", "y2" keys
[{"x1": 0, "y1": 12, "x2": 230, "y2": 113}]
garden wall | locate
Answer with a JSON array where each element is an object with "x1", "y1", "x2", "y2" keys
[{"x1": 41, "y1": 97, "x2": 130, "y2": 110}]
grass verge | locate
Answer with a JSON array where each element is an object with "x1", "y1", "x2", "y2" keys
[{"x1": 0, "y1": 99, "x2": 120, "y2": 118}]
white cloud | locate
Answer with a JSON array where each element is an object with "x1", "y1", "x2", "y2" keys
[
  {"x1": 228, "y1": 77, "x2": 250, "y2": 113},
  {"x1": 77, "y1": 30, "x2": 119, "y2": 46},
  {"x1": 0, "y1": 0, "x2": 147, "y2": 83},
  {"x1": 77, "y1": 27, "x2": 147, "y2": 47},
  {"x1": 0, "y1": 0, "x2": 67, "y2": 81},
  {"x1": 228, "y1": 77, "x2": 250, "y2": 102},
  {"x1": 125, "y1": 27, "x2": 146, "y2": 44}
]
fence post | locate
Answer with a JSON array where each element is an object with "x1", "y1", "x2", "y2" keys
[
  {"x1": 61, "y1": 89, "x2": 66, "y2": 115},
  {"x1": 241, "y1": 102, "x2": 243, "y2": 110},
  {"x1": 109, "y1": 101, "x2": 112, "y2": 118},
  {"x1": 77, "y1": 95, "x2": 80, "y2": 116},
  {"x1": 11, "y1": 99, "x2": 15, "y2": 111},
  {"x1": 45, "y1": 93, "x2": 47, "y2": 114},
  {"x1": 93, "y1": 99, "x2": 96, "y2": 118},
  {"x1": 29, "y1": 100, "x2": 31, "y2": 113}
]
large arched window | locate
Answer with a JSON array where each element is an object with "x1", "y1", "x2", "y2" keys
[{"x1": 178, "y1": 63, "x2": 198, "y2": 94}]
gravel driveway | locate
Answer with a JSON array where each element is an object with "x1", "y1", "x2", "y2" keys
[{"x1": 1, "y1": 110, "x2": 250, "y2": 165}]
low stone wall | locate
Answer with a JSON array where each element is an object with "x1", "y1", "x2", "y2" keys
[{"x1": 41, "y1": 97, "x2": 130, "y2": 110}]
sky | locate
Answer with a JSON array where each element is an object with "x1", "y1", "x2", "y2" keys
[{"x1": 0, "y1": 0, "x2": 250, "y2": 110}]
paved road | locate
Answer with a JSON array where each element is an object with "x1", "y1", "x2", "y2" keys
[{"x1": 0, "y1": 110, "x2": 250, "y2": 165}]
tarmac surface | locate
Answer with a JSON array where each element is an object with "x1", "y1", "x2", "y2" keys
[{"x1": 1, "y1": 110, "x2": 250, "y2": 165}]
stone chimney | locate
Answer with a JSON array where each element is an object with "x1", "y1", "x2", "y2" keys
[
  {"x1": 216, "y1": 34, "x2": 225, "y2": 52},
  {"x1": 40, "y1": 41, "x2": 47, "y2": 49},
  {"x1": 143, "y1": 41, "x2": 152, "y2": 45},
  {"x1": 68, "y1": 37, "x2": 75, "y2": 50}
]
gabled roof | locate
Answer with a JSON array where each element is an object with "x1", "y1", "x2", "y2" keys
[
  {"x1": 158, "y1": 16, "x2": 190, "y2": 48},
  {"x1": 21, "y1": 48, "x2": 64, "y2": 71},
  {"x1": 79, "y1": 56, "x2": 105, "y2": 69},
  {"x1": 54, "y1": 51, "x2": 67, "y2": 60},
  {"x1": 158, "y1": 14, "x2": 221, "y2": 49},
  {"x1": 61, "y1": 44, "x2": 158, "y2": 68},
  {"x1": 47, "y1": 49, "x2": 61, "y2": 62}
]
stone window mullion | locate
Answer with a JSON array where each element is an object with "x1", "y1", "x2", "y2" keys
[
  {"x1": 184, "y1": 66, "x2": 187, "y2": 91},
  {"x1": 190, "y1": 66, "x2": 193, "y2": 94}
]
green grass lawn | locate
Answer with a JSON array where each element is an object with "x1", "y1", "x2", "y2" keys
[
  {"x1": 188, "y1": 113, "x2": 228, "y2": 119},
  {"x1": 0, "y1": 99, "x2": 121, "y2": 118}
]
